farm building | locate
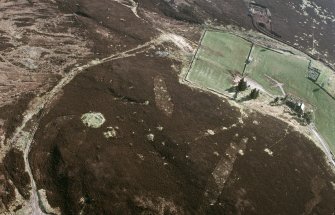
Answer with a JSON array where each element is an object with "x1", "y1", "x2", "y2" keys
[{"x1": 285, "y1": 95, "x2": 305, "y2": 114}]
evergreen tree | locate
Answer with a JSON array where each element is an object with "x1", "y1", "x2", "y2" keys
[
  {"x1": 237, "y1": 78, "x2": 248, "y2": 91},
  {"x1": 249, "y1": 88, "x2": 260, "y2": 99}
]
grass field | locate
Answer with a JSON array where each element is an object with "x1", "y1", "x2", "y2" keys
[
  {"x1": 187, "y1": 30, "x2": 335, "y2": 153},
  {"x1": 186, "y1": 31, "x2": 252, "y2": 94},
  {"x1": 244, "y1": 47, "x2": 310, "y2": 96},
  {"x1": 244, "y1": 46, "x2": 335, "y2": 153}
]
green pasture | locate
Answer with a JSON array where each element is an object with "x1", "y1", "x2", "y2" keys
[
  {"x1": 186, "y1": 31, "x2": 252, "y2": 93},
  {"x1": 245, "y1": 46, "x2": 335, "y2": 153},
  {"x1": 187, "y1": 30, "x2": 335, "y2": 153},
  {"x1": 244, "y1": 47, "x2": 310, "y2": 95}
]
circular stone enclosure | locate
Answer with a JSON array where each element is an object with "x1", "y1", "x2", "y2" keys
[{"x1": 81, "y1": 112, "x2": 106, "y2": 128}]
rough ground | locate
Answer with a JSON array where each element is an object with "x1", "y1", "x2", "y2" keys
[{"x1": 0, "y1": 0, "x2": 335, "y2": 214}]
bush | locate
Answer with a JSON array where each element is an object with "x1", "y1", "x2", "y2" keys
[
  {"x1": 249, "y1": 88, "x2": 260, "y2": 99},
  {"x1": 303, "y1": 111, "x2": 314, "y2": 124}
]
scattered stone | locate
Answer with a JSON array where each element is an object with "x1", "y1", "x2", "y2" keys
[
  {"x1": 238, "y1": 150, "x2": 244, "y2": 156},
  {"x1": 155, "y1": 51, "x2": 169, "y2": 57},
  {"x1": 147, "y1": 133, "x2": 155, "y2": 142},
  {"x1": 213, "y1": 151, "x2": 220, "y2": 156},
  {"x1": 137, "y1": 154, "x2": 144, "y2": 160},
  {"x1": 103, "y1": 127, "x2": 117, "y2": 139},
  {"x1": 156, "y1": 125, "x2": 164, "y2": 131},
  {"x1": 207, "y1": 129, "x2": 215, "y2": 136},
  {"x1": 264, "y1": 148, "x2": 273, "y2": 156},
  {"x1": 79, "y1": 197, "x2": 85, "y2": 204},
  {"x1": 253, "y1": 120, "x2": 259, "y2": 125}
]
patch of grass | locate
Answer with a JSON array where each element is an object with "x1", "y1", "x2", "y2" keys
[{"x1": 186, "y1": 31, "x2": 252, "y2": 94}]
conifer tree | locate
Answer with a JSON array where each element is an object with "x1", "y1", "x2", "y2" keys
[{"x1": 237, "y1": 78, "x2": 248, "y2": 91}]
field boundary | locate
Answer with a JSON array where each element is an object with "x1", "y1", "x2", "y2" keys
[
  {"x1": 312, "y1": 81, "x2": 335, "y2": 101},
  {"x1": 184, "y1": 30, "x2": 207, "y2": 82}
]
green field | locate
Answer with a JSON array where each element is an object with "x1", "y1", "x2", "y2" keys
[
  {"x1": 186, "y1": 31, "x2": 252, "y2": 93},
  {"x1": 187, "y1": 30, "x2": 335, "y2": 153},
  {"x1": 244, "y1": 47, "x2": 310, "y2": 96},
  {"x1": 244, "y1": 46, "x2": 335, "y2": 153}
]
